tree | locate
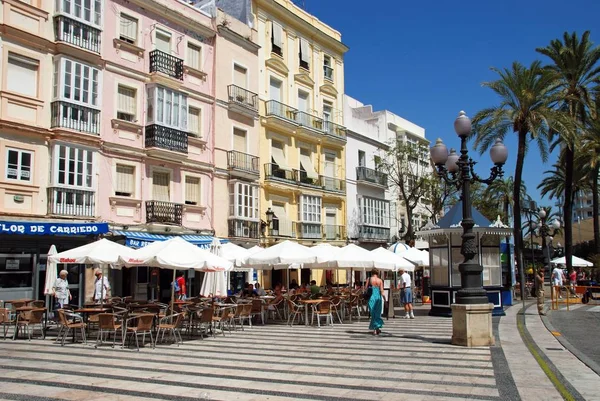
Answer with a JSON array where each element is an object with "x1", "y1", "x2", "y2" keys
[
  {"x1": 378, "y1": 140, "x2": 431, "y2": 242},
  {"x1": 483, "y1": 176, "x2": 527, "y2": 225},
  {"x1": 470, "y1": 60, "x2": 572, "y2": 301},
  {"x1": 580, "y1": 99, "x2": 600, "y2": 254},
  {"x1": 536, "y1": 31, "x2": 600, "y2": 273},
  {"x1": 422, "y1": 174, "x2": 459, "y2": 224}
]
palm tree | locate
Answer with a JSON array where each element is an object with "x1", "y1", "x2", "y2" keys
[
  {"x1": 484, "y1": 176, "x2": 527, "y2": 224},
  {"x1": 536, "y1": 31, "x2": 600, "y2": 272},
  {"x1": 580, "y1": 100, "x2": 600, "y2": 253},
  {"x1": 471, "y1": 60, "x2": 572, "y2": 300}
]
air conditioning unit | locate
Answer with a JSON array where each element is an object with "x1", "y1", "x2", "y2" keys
[{"x1": 242, "y1": 226, "x2": 250, "y2": 237}]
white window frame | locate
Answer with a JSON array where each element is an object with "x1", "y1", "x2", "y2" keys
[
  {"x1": 186, "y1": 42, "x2": 202, "y2": 71},
  {"x1": 147, "y1": 86, "x2": 188, "y2": 131},
  {"x1": 5, "y1": 148, "x2": 33, "y2": 183},
  {"x1": 55, "y1": 0, "x2": 102, "y2": 28},
  {"x1": 52, "y1": 144, "x2": 95, "y2": 189},
  {"x1": 116, "y1": 84, "x2": 137, "y2": 122},
  {"x1": 119, "y1": 12, "x2": 138, "y2": 45},
  {"x1": 229, "y1": 181, "x2": 259, "y2": 220},
  {"x1": 54, "y1": 57, "x2": 101, "y2": 109},
  {"x1": 232, "y1": 62, "x2": 248, "y2": 89},
  {"x1": 184, "y1": 174, "x2": 201, "y2": 206},
  {"x1": 360, "y1": 197, "x2": 390, "y2": 228},
  {"x1": 114, "y1": 163, "x2": 135, "y2": 197},
  {"x1": 299, "y1": 195, "x2": 321, "y2": 223},
  {"x1": 323, "y1": 54, "x2": 333, "y2": 81}
]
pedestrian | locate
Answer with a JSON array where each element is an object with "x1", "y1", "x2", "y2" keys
[
  {"x1": 569, "y1": 268, "x2": 578, "y2": 297},
  {"x1": 52, "y1": 269, "x2": 72, "y2": 308},
  {"x1": 176, "y1": 272, "x2": 187, "y2": 300},
  {"x1": 535, "y1": 267, "x2": 546, "y2": 316},
  {"x1": 398, "y1": 268, "x2": 414, "y2": 319},
  {"x1": 551, "y1": 264, "x2": 564, "y2": 300},
  {"x1": 93, "y1": 268, "x2": 111, "y2": 303},
  {"x1": 367, "y1": 269, "x2": 384, "y2": 335}
]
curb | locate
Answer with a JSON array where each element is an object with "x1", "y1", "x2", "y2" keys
[{"x1": 541, "y1": 308, "x2": 600, "y2": 377}]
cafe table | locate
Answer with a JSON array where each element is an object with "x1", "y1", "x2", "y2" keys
[{"x1": 299, "y1": 299, "x2": 325, "y2": 326}]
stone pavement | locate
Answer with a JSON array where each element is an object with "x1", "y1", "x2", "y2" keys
[{"x1": 0, "y1": 304, "x2": 597, "y2": 401}]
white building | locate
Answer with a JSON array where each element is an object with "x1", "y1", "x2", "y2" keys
[{"x1": 343, "y1": 95, "x2": 430, "y2": 249}]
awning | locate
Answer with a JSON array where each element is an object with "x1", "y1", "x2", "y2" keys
[
  {"x1": 271, "y1": 146, "x2": 292, "y2": 171},
  {"x1": 112, "y1": 230, "x2": 228, "y2": 249},
  {"x1": 299, "y1": 153, "x2": 318, "y2": 179},
  {"x1": 0, "y1": 220, "x2": 109, "y2": 236}
]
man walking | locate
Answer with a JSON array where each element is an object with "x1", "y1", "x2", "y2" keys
[
  {"x1": 398, "y1": 268, "x2": 414, "y2": 319},
  {"x1": 551, "y1": 264, "x2": 564, "y2": 300},
  {"x1": 535, "y1": 267, "x2": 546, "y2": 316}
]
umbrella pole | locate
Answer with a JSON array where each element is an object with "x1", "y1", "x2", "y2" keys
[
  {"x1": 100, "y1": 264, "x2": 105, "y2": 309},
  {"x1": 171, "y1": 269, "x2": 176, "y2": 313}
]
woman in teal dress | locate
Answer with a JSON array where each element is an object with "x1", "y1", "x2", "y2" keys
[{"x1": 368, "y1": 269, "x2": 385, "y2": 335}]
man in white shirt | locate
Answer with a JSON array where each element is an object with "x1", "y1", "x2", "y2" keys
[
  {"x1": 551, "y1": 265, "x2": 565, "y2": 300},
  {"x1": 397, "y1": 269, "x2": 414, "y2": 319},
  {"x1": 93, "y1": 268, "x2": 111, "y2": 303}
]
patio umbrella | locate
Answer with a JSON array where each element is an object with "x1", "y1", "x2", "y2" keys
[
  {"x1": 401, "y1": 247, "x2": 429, "y2": 267},
  {"x1": 370, "y1": 247, "x2": 414, "y2": 271},
  {"x1": 43, "y1": 245, "x2": 57, "y2": 319},
  {"x1": 245, "y1": 240, "x2": 317, "y2": 269},
  {"x1": 550, "y1": 255, "x2": 593, "y2": 267},
  {"x1": 201, "y1": 238, "x2": 228, "y2": 297},
  {"x1": 220, "y1": 242, "x2": 251, "y2": 267}
]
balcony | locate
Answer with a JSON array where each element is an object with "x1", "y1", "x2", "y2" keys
[
  {"x1": 264, "y1": 163, "x2": 296, "y2": 184},
  {"x1": 149, "y1": 50, "x2": 184, "y2": 81},
  {"x1": 295, "y1": 222, "x2": 322, "y2": 240},
  {"x1": 228, "y1": 85, "x2": 258, "y2": 117},
  {"x1": 47, "y1": 187, "x2": 95, "y2": 217},
  {"x1": 295, "y1": 169, "x2": 322, "y2": 188},
  {"x1": 356, "y1": 166, "x2": 388, "y2": 188},
  {"x1": 228, "y1": 219, "x2": 260, "y2": 239},
  {"x1": 358, "y1": 225, "x2": 390, "y2": 242},
  {"x1": 321, "y1": 175, "x2": 346, "y2": 193},
  {"x1": 323, "y1": 121, "x2": 347, "y2": 142},
  {"x1": 297, "y1": 111, "x2": 325, "y2": 137},
  {"x1": 324, "y1": 224, "x2": 346, "y2": 241},
  {"x1": 264, "y1": 100, "x2": 298, "y2": 131},
  {"x1": 227, "y1": 151, "x2": 259, "y2": 179},
  {"x1": 146, "y1": 201, "x2": 183, "y2": 225},
  {"x1": 54, "y1": 15, "x2": 101, "y2": 54},
  {"x1": 145, "y1": 124, "x2": 188, "y2": 157},
  {"x1": 51, "y1": 101, "x2": 100, "y2": 135}
]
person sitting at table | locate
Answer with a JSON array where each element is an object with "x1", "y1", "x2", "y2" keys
[
  {"x1": 53, "y1": 269, "x2": 72, "y2": 308},
  {"x1": 92, "y1": 268, "x2": 110, "y2": 303},
  {"x1": 310, "y1": 280, "x2": 320, "y2": 296},
  {"x1": 255, "y1": 282, "x2": 266, "y2": 296},
  {"x1": 243, "y1": 283, "x2": 258, "y2": 297},
  {"x1": 290, "y1": 279, "x2": 299, "y2": 290}
]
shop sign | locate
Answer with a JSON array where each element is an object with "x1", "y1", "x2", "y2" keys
[
  {"x1": 126, "y1": 238, "x2": 211, "y2": 249},
  {"x1": 6, "y1": 260, "x2": 20, "y2": 270},
  {"x1": 0, "y1": 221, "x2": 109, "y2": 236}
]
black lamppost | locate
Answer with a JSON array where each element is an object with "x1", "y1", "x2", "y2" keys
[
  {"x1": 533, "y1": 209, "x2": 561, "y2": 283},
  {"x1": 430, "y1": 111, "x2": 508, "y2": 305}
]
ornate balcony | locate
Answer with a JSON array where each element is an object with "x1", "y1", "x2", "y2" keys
[
  {"x1": 47, "y1": 187, "x2": 95, "y2": 217},
  {"x1": 145, "y1": 124, "x2": 188, "y2": 156},
  {"x1": 297, "y1": 111, "x2": 325, "y2": 137},
  {"x1": 227, "y1": 151, "x2": 259, "y2": 179},
  {"x1": 149, "y1": 50, "x2": 184, "y2": 81},
  {"x1": 264, "y1": 163, "x2": 296, "y2": 184},
  {"x1": 54, "y1": 15, "x2": 101, "y2": 54},
  {"x1": 324, "y1": 224, "x2": 346, "y2": 241},
  {"x1": 228, "y1": 85, "x2": 258, "y2": 117},
  {"x1": 51, "y1": 101, "x2": 100, "y2": 135},
  {"x1": 295, "y1": 169, "x2": 322, "y2": 188},
  {"x1": 356, "y1": 166, "x2": 388, "y2": 188},
  {"x1": 264, "y1": 100, "x2": 298, "y2": 131},
  {"x1": 321, "y1": 175, "x2": 345, "y2": 193},
  {"x1": 228, "y1": 219, "x2": 260, "y2": 239},
  {"x1": 146, "y1": 201, "x2": 183, "y2": 225},
  {"x1": 323, "y1": 121, "x2": 347, "y2": 142},
  {"x1": 358, "y1": 225, "x2": 390, "y2": 242},
  {"x1": 295, "y1": 222, "x2": 322, "y2": 240}
]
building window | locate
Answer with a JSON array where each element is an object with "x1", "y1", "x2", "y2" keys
[
  {"x1": 117, "y1": 85, "x2": 136, "y2": 122},
  {"x1": 147, "y1": 86, "x2": 187, "y2": 131},
  {"x1": 155, "y1": 30, "x2": 171, "y2": 53},
  {"x1": 234, "y1": 64, "x2": 247, "y2": 89},
  {"x1": 187, "y1": 43, "x2": 202, "y2": 70},
  {"x1": 323, "y1": 55, "x2": 333, "y2": 81},
  {"x1": 6, "y1": 148, "x2": 32, "y2": 182},
  {"x1": 56, "y1": 0, "x2": 102, "y2": 27},
  {"x1": 185, "y1": 176, "x2": 200, "y2": 205},
  {"x1": 299, "y1": 195, "x2": 321, "y2": 223},
  {"x1": 6, "y1": 53, "x2": 39, "y2": 98},
  {"x1": 233, "y1": 128, "x2": 247, "y2": 153},
  {"x1": 119, "y1": 13, "x2": 138, "y2": 44},
  {"x1": 188, "y1": 107, "x2": 201, "y2": 137},
  {"x1": 115, "y1": 164, "x2": 134, "y2": 197},
  {"x1": 229, "y1": 182, "x2": 259, "y2": 219},
  {"x1": 152, "y1": 171, "x2": 170, "y2": 201},
  {"x1": 54, "y1": 58, "x2": 100, "y2": 108},
  {"x1": 54, "y1": 144, "x2": 94, "y2": 189},
  {"x1": 360, "y1": 197, "x2": 389, "y2": 227},
  {"x1": 323, "y1": 101, "x2": 333, "y2": 122},
  {"x1": 270, "y1": 21, "x2": 283, "y2": 56},
  {"x1": 299, "y1": 38, "x2": 310, "y2": 70}
]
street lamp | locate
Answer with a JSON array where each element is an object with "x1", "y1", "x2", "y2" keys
[{"x1": 430, "y1": 111, "x2": 508, "y2": 305}]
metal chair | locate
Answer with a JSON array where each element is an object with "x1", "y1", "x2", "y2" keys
[
  {"x1": 0, "y1": 308, "x2": 15, "y2": 339},
  {"x1": 286, "y1": 299, "x2": 305, "y2": 326},
  {"x1": 155, "y1": 313, "x2": 185, "y2": 347},
  {"x1": 56, "y1": 309, "x2": 86, "y2": 346},
  {"x1": 122, "y1": 314, "x2": 154, "y2": 351},
  {"x1": 311, "y1": 301, "x2": 333, "y2": 327},
  {"x1": 97, "y1": 313, "x2": 122, "y2": 348}
]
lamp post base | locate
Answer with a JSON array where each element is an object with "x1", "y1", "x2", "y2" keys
[{"x1": 451, "y1": 303, "x2": 495, "y2": 347}]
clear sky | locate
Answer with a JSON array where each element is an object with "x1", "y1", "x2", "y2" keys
[{"x1": 299, "y1": 0, "x2": 600, "y2": 209}]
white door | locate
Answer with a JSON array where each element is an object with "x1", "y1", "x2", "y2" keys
[
  {"x1": 155, "y1": 31, "x2": 171, "y2": 53},
  {"x1": 298, "y1": 91, "x2": 309, "y2": 112},
  {"x1": 271, "y1": 203, "x2": 289, "y2": 236},
  {"x1": 269, "y1": 78, "x2": 282, "y2": 102},
  {"x1": 234, "y1": 64, "x2": 247, "y2": 89},
  {"x1": 152, "y1": 171, "x2": 170, "y2": 201}
]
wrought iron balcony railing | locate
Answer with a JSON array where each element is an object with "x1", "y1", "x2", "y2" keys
[
  {"x1": 227, "y1": 85, "x2": 258, "y2": 111},
  {"x1": 227, "y1": 150, "x2": 259, "y2": 174},
  {"x1": 295, "y1": 169, "x2": 321, "y2": 187},
  {"x1": 297, "y1": 111, "x2": 324, "y2": 132},
  {"x1": 51, "y1": 101, "x2": 100, "y2": 135},
  {"x1": 295, "y1": 222, "x2": 322, "y2": 240},
  {"x1": 321, "y1": 175, "x2": 345, "y2": 192},
  {"x1": 265, "y1": 100, "x2": 298, "y2": 123},
  {"x1": 324, "y1": 224, "x2": 346, "y2": 241},
  {"x1": 47, "y1": 187, "x2": 95, "y2": 217},
  {"x1": 356, "y1": 166, "x2": 388, "y2": 187},
  {"x1": 149, "y1": 50, "x2": 184, "y2": 80},
  {"x1": 145, "y1": 124, "x2": 188, "y2": 154},
  {"x1": 358, "y1": 225, "x2": 391, "y2": 241},
  {"x1": 323, "y1": 120, "x2": 347, "y2": 140},
  {"x1": 264, "y1": 163, "x2": 296, "y2": 182},
  {"x1": 228, "y1": 219, "x2": 260, "y2": 239},
  {"x1": 54, "y1": 15, "x2": 101, "y2": 53},
  {"x1": 146, "y1": 201, "x2": 183, "y2": 225}
]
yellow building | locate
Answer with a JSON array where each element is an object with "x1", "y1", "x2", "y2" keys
[{"x1": 253, "y1": 0, "x2": 349, "y2": 287}]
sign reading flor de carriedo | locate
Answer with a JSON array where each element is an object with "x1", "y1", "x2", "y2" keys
[{"x1": 0, "y1": 221, "x2": 109, "y2": 236}]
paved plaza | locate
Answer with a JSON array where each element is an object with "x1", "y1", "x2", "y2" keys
[{"x1": 0, "y1": 304, "x2": 598, "y2": 401}]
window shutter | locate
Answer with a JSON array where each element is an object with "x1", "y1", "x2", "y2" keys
[
  {"x1": 299, "y1": 38, "x2": 310, "y2": 63},
  {"x1": 185, "y1": 176, "x2": 200, "y2": 205},
  {"x1": 119, "y1": 14, "x2": 138, "y2": 43},
  {"x1": 117, "y1": 86, "x2": 136, "y2": 117},
  {"x1": 233, "y1": 128, "x2": 246, "y2": 152},
  {"x1": 115, "y1": 164, "x2": 135, "y2": 196},
  {"x1": 188, "y1": 107, "x2": 201, "y2": 137},
  {"x1": 233, "y1": 64, "x2": 247, "y2": 88},
  {"x1": 152, "y1": 172, "x2": 170, "y2": 201},
  {"x1": 7, "y1": 53, "x2": 38, "y2": 97},
  {"x1": 271, "y1": 21, "x2": 283, "y2": 48},
  {"x1": 187, "y1": 44, "x2": 201, "y2": 70}
]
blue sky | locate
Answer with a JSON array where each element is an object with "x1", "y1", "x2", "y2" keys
[{"x1": 300, "y1": 0, "x2": 600, "y2": 208}]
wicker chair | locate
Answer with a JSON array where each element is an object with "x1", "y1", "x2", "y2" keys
[
  {"x1": 96, "y1": 313, "x2": 122, "y2": 348},
  {"x1": 14, "y1": 308, "x2": 45, "y2": 340},
  {"x1": 237, "y1": 303, "x2": 253, "y2": 329},
  {"x1": 155, "y1": 313, "x2": 185, "y2": 347},
  {"x1": 0, "y1": 308, "x2": 16, "y2": 339},
  {"x1": 31, "y1": 300, "x2": 45, "y2": 308},
  {"x1": 122, "y1": 314, "x2": 154, "y2": 351},
  {"x1": 329, "y1": 296, "x2": 344, "y2": 324},
  {"x1": 286, "y1": 299, "x2": 305, "y2": 326},
  {"x1": 56, "y1": 309, "x2": 86, "y2": 346},
  {"x1": 250, "y1": 299, "x2": 264, "y2": 325},
  {"x1": 311, "y1": 301, "x2": 333, "y2": 327},
  {"x1": 198, "y1": 307, "x2": 215, "y2": 338}
]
